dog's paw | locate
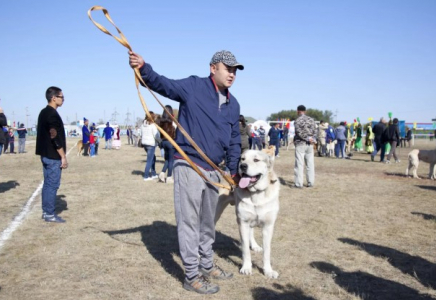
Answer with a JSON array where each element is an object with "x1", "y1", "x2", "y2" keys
[
  {"x1": 264, "y1": 269, "x2": 279, "y2": 279},
  {"x1": 251, "y1": 245, "x2": 263, "y2": 252},
  {"x1": 239, "y1": 265, "x2": 252, "y2": 275}
]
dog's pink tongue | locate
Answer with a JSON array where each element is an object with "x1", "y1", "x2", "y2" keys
[{"x1": 239, "y1": 177, "x2": 251, "y2": 189}]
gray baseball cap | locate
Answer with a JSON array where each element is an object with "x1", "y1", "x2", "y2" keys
[{"x1": 210, "y1": 50, "x2": 244, "y2": 70}]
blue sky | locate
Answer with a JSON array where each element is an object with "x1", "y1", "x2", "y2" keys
[{"x1": 1, "y1": 0, "x2": 435, "y2": 127}]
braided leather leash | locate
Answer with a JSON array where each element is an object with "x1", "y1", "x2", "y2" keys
[{"x1": 88, "y1": 6, "x2": 235, "y2": 190}]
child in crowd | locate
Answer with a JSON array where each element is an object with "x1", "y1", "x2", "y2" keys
[
  {"x1": 93, "y1": 129, "x2": 100, "y2": 155},
  {"x1": 89, "y1": 130, "x2": 96, "y2": 157},
  {"x1": 8, "y1": 128, "x2": 16, "y2": 154}
]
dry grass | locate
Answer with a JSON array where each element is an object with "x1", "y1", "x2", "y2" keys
[{"x1": 0, "y1": 138, "x2": 435, "y2": 300}]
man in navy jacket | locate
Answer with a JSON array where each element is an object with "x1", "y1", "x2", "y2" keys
[{"x1": 129, "y1": 50, "x2": 242, "y2": 294}]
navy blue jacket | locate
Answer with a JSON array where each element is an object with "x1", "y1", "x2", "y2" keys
[
  {"x1": 103, "y1": 126, "x2": 114, "y2": 141},
  {"x1": 268, "y1": 127, "x2": 280, "y2": 144},
  {"x1": 139, "y1": 63, "x2": 241, "y2": 175}
]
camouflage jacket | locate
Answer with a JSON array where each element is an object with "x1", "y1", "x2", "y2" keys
[{"x1": 294, "y1": 114, "x2": 317, "y2": 144}]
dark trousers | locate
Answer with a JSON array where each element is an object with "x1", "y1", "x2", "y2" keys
[
  {"x1": 83, "y1": 143, "x2": 89, "y2": 156},
  {"x1": 162, "y1": 140, "x2": 175, "y2": 177},
  {"x1": 372, "y1": 140, "x2": 386, "y2": 162},
  {"x1": 41, "y1": 157, "x2": 62, "y2": 215}
]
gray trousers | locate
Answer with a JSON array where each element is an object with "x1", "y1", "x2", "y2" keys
[
  {"x1": 294, "y1": 143, "x2": 315, "y2": 187},
  {"x1": 173, "y1": 159, "x2": 220, "y2": 279},
  {"x1": 18, "y1": 138, "x2": 26, "y2": 153}
]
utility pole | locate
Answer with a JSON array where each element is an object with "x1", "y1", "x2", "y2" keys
[
  {"x1": 334, "y1": 109, "x2": 338, "y2": 124},
  {"x1": 125, "y1": 108, "x2": 131, "y2": 126},
  {"x1": 111, "y1": 107, "x2": 119, "y2": 124},
  {"x1": 26, "y1": 107, "x2": 30, "y2": 129}
]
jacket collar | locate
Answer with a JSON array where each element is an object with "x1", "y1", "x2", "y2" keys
[{"x1": 209, "y1": 76, "x2": 230, "y2": 100}]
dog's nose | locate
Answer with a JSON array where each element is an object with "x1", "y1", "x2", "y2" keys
[{"x1": 240, "y1": 163, "x2": 248, "y2": 172}]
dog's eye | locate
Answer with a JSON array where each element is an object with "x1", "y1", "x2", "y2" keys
[
  {"x1": 254, "y1": 159, "x2": 259, "y2": 162},
  {"x1": 241, "y1": 158, "x2": 245, "y2": 161}
]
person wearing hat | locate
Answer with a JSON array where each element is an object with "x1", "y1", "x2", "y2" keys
[
  {"x1": 102, "y1": 122, "x2": 114, "y2": 150},
  {"x1": 35, "y1": 86, "x2": 67, "y2": 223},
  {"x1": 293, "y1": 105, "x2": 317, "y2": 188},
  {"x1": 129, "y1": 50, "x2": 243, "y2": 294},
  {"x1": 82, "y1": 118, "x2": 90, "y2": 156},
  {"x1": 17, "y1": 123, "x2": 28, "y2": 153}
]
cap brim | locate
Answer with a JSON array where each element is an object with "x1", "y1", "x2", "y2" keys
[
  {"x1": 222, "y1": 63, "x2": 244, "y2": 70},
  {"x1": 234, "y1": 64, "x2": 244, "y2": 70}
]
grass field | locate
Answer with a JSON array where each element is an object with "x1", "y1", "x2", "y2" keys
[{"x1": 0, "y1": 138, "x2": 435, "y2": 300}]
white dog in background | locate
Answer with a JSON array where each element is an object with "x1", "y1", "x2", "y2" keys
[
  {"x1": 406, "y1": 149, "x2": 436, "y2": 180},
  {"x1": 216, "y1": 148, "x2": 280, "y2": 278}
]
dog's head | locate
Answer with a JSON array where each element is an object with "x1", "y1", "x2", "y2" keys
[{"x1": 238, "y1": 149, "x2": 276, "y2": 191}]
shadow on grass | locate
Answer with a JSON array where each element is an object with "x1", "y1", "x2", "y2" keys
[
  {"x1": 278, "y1": 177, "x2": 294, "y2": 188},
  {"x1": 338, "y1": 238, "x2": 436, "y2": 289},
  {"x1": 0, "y1": 180, "x2": 20, "y2": 193},
  {"x1": 55, "y1": 194, "x2": 68, "y2": 214},
  {"x1": 310, "y1": 261, "x2": 434, "y2": 300},
  {"x1": 252, "y1": 283, "x2": 315, "y2": 300},
  {"x1": 411, "y1": 212, "x2": 436, "y2": 221},
  {"x1": 415, "y1": 185, "x2": 436, "y2": 192},
  {"x1": 131, "y1": 170, "x2": 144, "y2": 176},
  {"x1": 103, "y1": 221, "x2": 240, "y2": 282},
  {"x1": 384, "y1": 172, "x2": 409, "y2": 178}
]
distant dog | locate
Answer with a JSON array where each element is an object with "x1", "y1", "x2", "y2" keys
[
  {"x1": 216, "y1": 147, "x2": 280, "y2": 278},
  {"x1": 406, "y1": 149, "x2": 436, "y2": 179},
  {"x1": 326, "y1": 141, "x2": 336, "y2": 157},
  {"x1": 76, "y1": 140, "x2": 84, "y2": 156}
]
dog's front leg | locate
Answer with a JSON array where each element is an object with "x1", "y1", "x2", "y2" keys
[
  {"x1": 262, "y1": 223, "x2": 278, "y2": 279},
  {"x1": 238, "y1": 221, "x2": 252, "y2": 275}
]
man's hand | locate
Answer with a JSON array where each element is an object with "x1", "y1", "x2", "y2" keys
[
  {"x1": 61, "y1": 157, "x2": 68, "y2": 169},
  {"x1": 129, "y1": 51, "x2": 145, "y2": 69}
]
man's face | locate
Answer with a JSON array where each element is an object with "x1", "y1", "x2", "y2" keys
[
  {"x1": 210, "y1": 62, "x2": 237, "y2": 90},
  {"x1": 52, "y1": 92, "x2": 64, "y2": 107}
]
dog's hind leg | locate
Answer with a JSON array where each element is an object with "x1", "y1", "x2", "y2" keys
[
  {"x1": 214, "y1": 193, "x2": 233, "y2": 225},
  {"x1": 429, "y1": 163, "x2": 435, "y2": 180},
  {"x1": 261, "y1": 223, "x2": 279, "y2": 279},
  {"x1": 412, "y1": 160, "x2": 420, "y2": 179},
  {"x1": 249, "y1": 227, "x2": 262, "y2": 252}
]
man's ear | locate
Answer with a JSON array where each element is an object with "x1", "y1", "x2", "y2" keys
[{"x1": 210, "y1": 64, "x2": 216, "y2": 75}]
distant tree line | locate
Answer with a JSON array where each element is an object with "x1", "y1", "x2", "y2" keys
[{"x1": 267, "y1": 109, "x2": 334, "y2": 123}]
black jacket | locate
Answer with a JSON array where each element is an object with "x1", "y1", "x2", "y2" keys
[
  {"x1": 0, "y1": 113, "x2": 7, "y2": 145},
  {"x1": 385, "y1": 124, "x2": 400, "y2": 143},
  {"x1": 35, "y1": 106, "x2": 66, "y2": 159},
  {"x1": 372, "y1": 122, "x2": 386, "y2": 144}
]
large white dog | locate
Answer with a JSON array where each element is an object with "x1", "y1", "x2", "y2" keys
[
  {"x1": 406, "y1": 149, "x2": 436, "y2": 180},
  {"x1": 216, "y1": 149, "x2": 280, "y2": 278}
]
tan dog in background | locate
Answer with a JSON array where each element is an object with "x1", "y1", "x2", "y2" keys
[
  {"x1": 216, "y1": 146, "x2": 280, "y2": 278},
  {"x1": 406, "y1": 149, "x2": 436, "y2": 179},
  {"x1": 76, "y1": 140, "x2": 84, "y2": 156}
]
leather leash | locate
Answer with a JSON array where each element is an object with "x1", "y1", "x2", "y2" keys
[{"x1": 88, "y1": 6, "x2": 235, "y2": 190}]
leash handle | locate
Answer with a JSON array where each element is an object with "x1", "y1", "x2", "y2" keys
[{"x1": 88, "y1": 6, "x2": 235, "y2": 190}]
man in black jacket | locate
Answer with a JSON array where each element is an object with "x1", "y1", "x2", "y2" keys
[
  {"x1": 36, "y1": 86, "x2": 68, "y2": 223},
  {"x1": 371, "y1": 117, "x2": 387, "y2": 162}
]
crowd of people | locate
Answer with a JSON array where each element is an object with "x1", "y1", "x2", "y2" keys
[
  {"x1": 313, "y1": 117, "x2": 411, "y2": 164},
  {"x1": 0, "y1": 107, "x2": 28, "y2": 156}
]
